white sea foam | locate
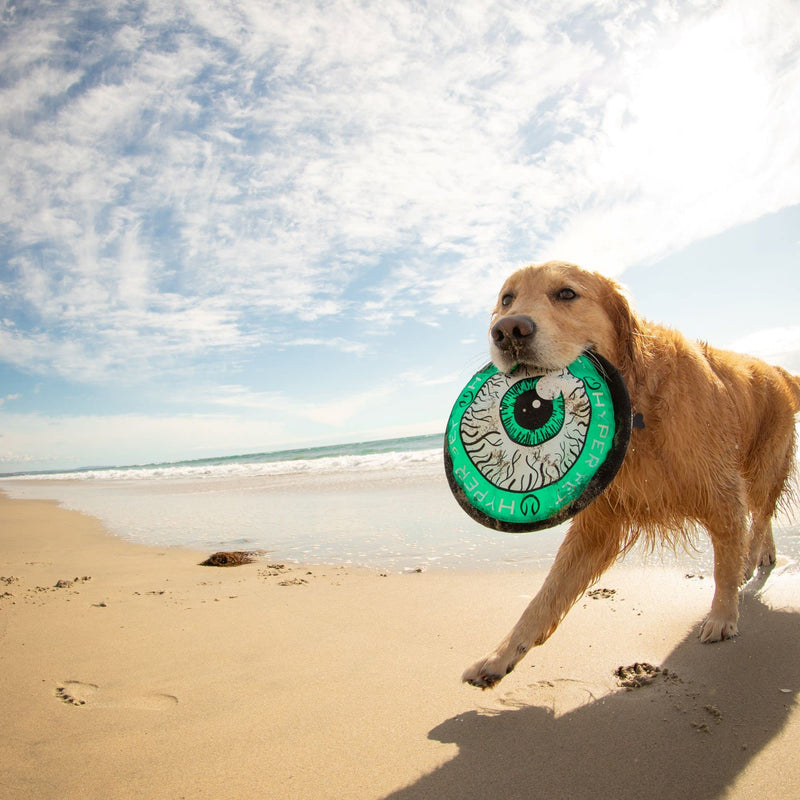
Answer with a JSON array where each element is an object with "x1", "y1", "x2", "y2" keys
[{"x1": 9, "y1": 447, "x2": 444, "y2": 483}]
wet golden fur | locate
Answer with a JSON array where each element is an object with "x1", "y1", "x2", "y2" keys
[{"x1": 463, "y1": 260, "x2": 800, "y2": 689}]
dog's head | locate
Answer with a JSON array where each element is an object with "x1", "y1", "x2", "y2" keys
[{"x1": 490, "y1": 261, "x2": 638, "y2": 374}]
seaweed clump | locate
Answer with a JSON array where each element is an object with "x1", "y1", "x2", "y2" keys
[{"x1": 200, "y1": 551, "x2": 257, "y2": 567}]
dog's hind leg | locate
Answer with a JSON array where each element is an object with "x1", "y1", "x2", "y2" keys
[
  {"x1": 757, "y1": 521, "x2": 777, "y2": 568},
  {"x1": 744, "y1": 516, "x2": 776, "y2": 582},
  {"x1": 462, "y1": 511, "x2": 621, "y2": 689},
  {"x1": 743, "y1": 434, "x2": 794, "y2": 580},
  {"x1": 699, "y1": 486, "x2": 748, "y2": 643}
]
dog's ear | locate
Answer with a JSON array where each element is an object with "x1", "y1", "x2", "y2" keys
[{"x1": 602, "y1": 278, "x2": 642, "y2": 376}]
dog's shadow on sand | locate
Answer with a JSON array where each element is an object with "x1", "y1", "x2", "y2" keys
[{"x1": 387, "y1": 574, "x2": 800, "y2": 800}]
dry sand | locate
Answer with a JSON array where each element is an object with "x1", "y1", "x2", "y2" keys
[{"x1": 1, "y1": 492, "x2": 799, "y2": 800}]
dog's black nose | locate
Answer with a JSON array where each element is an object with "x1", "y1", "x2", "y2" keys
[{"x1": 491, "y1": 315, "x2": 536, "y2": 349}]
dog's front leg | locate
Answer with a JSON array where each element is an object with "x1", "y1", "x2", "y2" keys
[{"x1": 462, "y1": 515, "x2": 621, "y2": 689}]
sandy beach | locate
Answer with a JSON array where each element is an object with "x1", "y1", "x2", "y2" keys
[{"x1": 1, "y1": 491, "x2": 799, "y2": 800}]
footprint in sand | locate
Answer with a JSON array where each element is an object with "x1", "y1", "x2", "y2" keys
[
  {"x1": 55, "y1": 681, "x2": 98, "y2": 705},
  {"x1": 494, "y1": 678, "x2": 607, "y2": 717},
  {"x1": 55, "y1": 680, "x2": 178, "y2": 710}
]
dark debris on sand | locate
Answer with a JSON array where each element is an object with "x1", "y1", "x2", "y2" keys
[
  {"x1": 587, "y1": 587, "x2": 616, "y2": 600},
  {"x1": 200, "y1": 551, "x2": 258, "y2": 567}
]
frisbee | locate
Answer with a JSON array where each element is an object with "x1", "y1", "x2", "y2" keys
[{"x1": 444, "y1": 351, "x2": 631, "y2": 532}]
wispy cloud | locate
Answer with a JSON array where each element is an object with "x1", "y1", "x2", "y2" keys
[
  {"x1": 285, "y1": 338, "x2": 369, "y2": 356},
  {"x1": 1, "y1": 0, "x2": 798, "y2": 404},
  {"x1": 191, "y1": 362, "x2": 460, "y2": 431},
  {"x1": 0, "y1": 409, "x2": 291, "y2": 469}
]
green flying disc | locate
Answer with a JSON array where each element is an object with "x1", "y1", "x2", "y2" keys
[{"x1": 444, "y1": 352, "x2": 631, "y2": 532}]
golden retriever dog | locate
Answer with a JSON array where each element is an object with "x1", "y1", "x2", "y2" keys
[{"x1": 462, "y1": 260, "x2": 800, "y2": 689}]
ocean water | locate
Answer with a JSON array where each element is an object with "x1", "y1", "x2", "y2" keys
[
  {"x1": 2, "y1": 434, "x2": 798, "y2": 573},
  {"x1": 0, "y1": 435, "x2": 573, "y2": 571}
]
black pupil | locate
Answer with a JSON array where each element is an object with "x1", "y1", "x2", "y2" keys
[{"x1": 514, "y1": 389, "x2": 552, "y2": 431}]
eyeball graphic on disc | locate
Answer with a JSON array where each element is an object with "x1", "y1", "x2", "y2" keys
[{"x1": 444, "y1": 352, "x2": 631, "y2": 532}]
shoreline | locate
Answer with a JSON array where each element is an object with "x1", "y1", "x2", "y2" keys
[
  {"x1": 3, "y1": 469, "x2": 798, "y2": 574},
  {"x1": 1, "y1": 492, "x2": 799, "y2": 799}
]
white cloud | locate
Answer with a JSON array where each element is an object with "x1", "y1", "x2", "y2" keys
[
  {"x1": 1, "y1": 0, "x2": 798, "y2": 388},
  {"x1": 286, "y1": 338, "x2": 369, "y2": 355},
  {"x1": 299, "y1": 385, "x2": 399, "y2": 428},
  {"x1": 398, "y1": 371, "x2": 461, "y2": 388},
  {"x1": 0, "y1": 297, "x2": 251, "y2": 383},
  {"x1": 1, "y1": 0, "x2": 605, "y2": 378},
  {"x1": 728, "y1": 326, "x2": 800, "y2": 372},
  {"x1": 544, "y1": 0, "x2": 800, "y2": 274}
]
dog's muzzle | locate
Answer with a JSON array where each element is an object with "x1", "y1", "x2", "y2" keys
[{"x1": 491, "y1": 315, "x2": 536, "y2": 365}]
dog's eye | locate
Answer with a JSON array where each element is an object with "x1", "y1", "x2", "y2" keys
[
  {"x1": 555, "y1": 288, "x2": 578, "y2": 301},
  {"x1": 501, "y1": 293, "x2": 514, "y2": 308}
]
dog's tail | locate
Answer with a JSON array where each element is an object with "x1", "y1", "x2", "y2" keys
[{"x1": 777, "y1": 366, "x2": 800, "y2": 413}]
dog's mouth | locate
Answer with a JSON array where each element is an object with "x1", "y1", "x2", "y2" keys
[
  {"x1": 492, "y1": 348, "x2": 539, "y2": 375},
  {"x1": 490, "y1": 340, "x2": 593, "y2": 375}
]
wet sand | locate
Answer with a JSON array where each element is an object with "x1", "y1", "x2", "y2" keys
[{"x1": 1, "y1": 492, "x2": 799, "y2": 799}]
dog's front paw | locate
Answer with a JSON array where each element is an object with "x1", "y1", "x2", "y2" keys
[
  {"x1": 462, "y1": 646, "x2": 526, "y2": 689},
  {"x1": 699, "y1": 614, "x2": 738, "y2": 643},
  {"x1": 461, "y1": 655, "x2": 510, "y2": 689}
]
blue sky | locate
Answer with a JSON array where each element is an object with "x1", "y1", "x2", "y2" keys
[{"x1": 1, "y1": 0, "x2": 799, "y2": 472}]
